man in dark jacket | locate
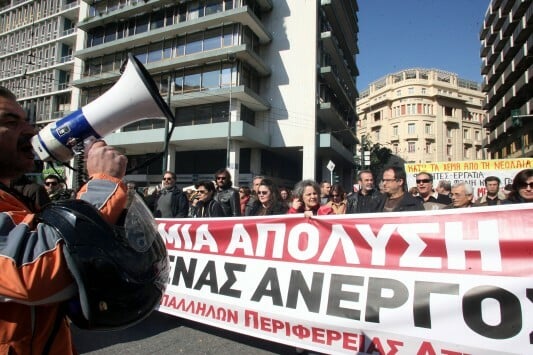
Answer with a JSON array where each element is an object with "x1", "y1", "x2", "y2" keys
[
  {"x1": 213, "y1": 168, "x2": 241, "y2": 217},
  {"x1": 153, "y1": 171, "x2": 189, "y2": 218},
  {"x1": 346, "y1": 170, "x2": 384, "y2": 213},
  {"x1": 379, "y1": 166, "x2": 424, "y2": 212}
]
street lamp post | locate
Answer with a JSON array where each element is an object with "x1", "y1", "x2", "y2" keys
[{"x1": 226, "y1": 54, "x2": 236, "y2": 169}]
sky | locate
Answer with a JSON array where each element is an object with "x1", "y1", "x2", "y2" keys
[{"x1": 356, "y1": 0, "x2": 491, "y2": 91}]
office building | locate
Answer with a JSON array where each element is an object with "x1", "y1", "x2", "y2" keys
[
  {"x1": 480, "y1": 0, "x2": 532, "y2": 158},
  {"x1": 357, "y1": 68, "x2": 486, "y2": 164},
  {"x1": 0, "y1": 0, "x2": 79, "y2": 137},
  {"x1": 1, "y1": 0, "x2": 360, "y2": 188}
]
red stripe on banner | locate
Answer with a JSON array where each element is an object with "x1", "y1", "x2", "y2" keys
[{"x1": 157, "y1": 204, "x2": 533, "y2": 277}]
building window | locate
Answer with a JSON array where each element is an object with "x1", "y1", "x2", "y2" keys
[
  {"x1": 425, "y1": 123, "x2": 432, "y2": 134},
  {"x1": 374, "y1": 129, "x2": 380, "y2": 141},
  {"x1": 447, "y1": 145, "x2": 452, "y2": 156},
  {"x1": 408, "y1": 123, "x2": 415, "y2": 134},
  {"x1": 393, "y1": 143, "x2": 399, "y2": 154},
  {"x1": 373, "y1": 111, "x2": 381, "y2": 120},
  {"x1": 408, "y1": 141, "x2": 415, "y2": 153},
  {"x1": 393, "y1": 125, "x2": 398, "y2": 136},
  {"x1": 421, "y1": 88, "x2": 426, "y2": 94},
  {"x1": 444, "y1": 106, "x2": 453, "y2": 116},
  {"x1": 463, "y1": 129, "x2": 469, "y2": 139},
  {"x1": 408, "y1": 87, "x2": 414, "y2": 94},
  {"x1": 396, "y1": 90, "x2": 401, "y2": 97},
  {"x1": 446, "y1": 128, "x2": 453, "y2": 138},
  {"x1": 464, "y1": 146, "x2": 469, "y2": 158},
  {"x1": 425, "y1": 142, "x2": 431, "y2": 153}
]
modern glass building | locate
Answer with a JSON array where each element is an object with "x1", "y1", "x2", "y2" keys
[
  {"x1": 1, "y1": 0, "x2": 360, "y2": 189},
  {"x1": 480, "y1": 0, "x2": 532, "y2": 159}
]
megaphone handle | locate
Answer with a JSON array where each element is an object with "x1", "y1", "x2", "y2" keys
[{"x1": 83, "y1": 136, "x2": 98, "y2": 151}]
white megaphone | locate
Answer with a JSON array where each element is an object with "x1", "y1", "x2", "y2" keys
[{"x1": 31, "y1": 53, "x2": 174, "y2": 162}]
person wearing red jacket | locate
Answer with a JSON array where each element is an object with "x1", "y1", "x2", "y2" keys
[
  {"x1": 0, "y1": 86, "x2": 128, "y2": 354},
  {"x1": 287, "y1": 179, "x2": 333, "y2": 217}
]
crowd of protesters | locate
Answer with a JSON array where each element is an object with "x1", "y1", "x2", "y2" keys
[
  {"x1": 16, "y1": 166, "x2": 532, "y2": 218},
  {"x1": 137, "y1": 166, "x2": 532, "y2": 219}
]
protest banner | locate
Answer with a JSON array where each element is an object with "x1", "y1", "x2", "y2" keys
[
  {"x1": 404, "y1": 158, "x2": 533, "y2": 199},
  {"x1": 157, "y1": 204, "x2": 533, "y2": 355}
]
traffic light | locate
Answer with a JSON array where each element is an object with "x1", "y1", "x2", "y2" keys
[
  {"x1": 333, "y1": 173, "x2": 340, "y2": 183},
  {"x1": 512, "y1": 109, "x2": 522, "y2": 127}
]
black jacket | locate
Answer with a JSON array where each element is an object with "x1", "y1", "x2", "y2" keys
[
  {"x1": 190, "y1": 199, "x2": 225, "y2": 218},
  {"x1": 346, "y1": 189, "x2": 385, "y2": 213},
  {"x1": 214, "y1": 187, "x2": 241, "y2": 217},
  {"x1": 379, "y1": 193, "x2": 425, "y2": 212},
  {"x1": 153, "y1": 186, "x2": 189, "y2": 218},
  {"x1": 247, "y1": 200, "x2": 288, "y2": 216}
]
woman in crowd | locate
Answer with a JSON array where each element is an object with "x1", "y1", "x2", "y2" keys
[
  {"x1": 288, "y1": 179, "x2": 333, "y2": 217},
  {"x1": 247, "y1": 179, "x2": 288, "y2": 216},
  {"x1": 325, "y1": 183, "x2": 347, "y2": 214},
  {"x1": 189, "y1": 180, "x2": 225, "y2": 217},
  {"x1": 503, "y1": 169, "x2": 533, "y2": 204},
  {"x1": 239, "y1": 186, "x2": 251, "y2": 215}
]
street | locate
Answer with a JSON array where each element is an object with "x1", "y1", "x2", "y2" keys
[{"x1": 71, "y1": 310, "x2": 298, "y2": 354}]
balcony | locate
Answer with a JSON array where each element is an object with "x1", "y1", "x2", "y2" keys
[
  {"x1": 443, "y1": 115, "x2": 460, "y2": 125},
  {"x1": 320, "y1": 66, "x2": 355, "y2": 111},
  {"x1": 78, "y1": 5, "x2": 272, "y2": 47}
]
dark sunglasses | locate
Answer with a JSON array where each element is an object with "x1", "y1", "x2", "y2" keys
[
  {"x1": 216, "y1": 176, "x2": 226, "y2": 180},
  {"x1": 518, "y1": 182, "x2": 533, "y2": 189},
  {"x1": 257, "y1": 191, "x2": 269, "y2": 195},
  {"x1": 196, "y1": 190, "x2": 208, "y2": 194},
  {"x1": 45, "y1": 181, "x2": 58, "y2": 186},
  {"x1": 416, "y1": 179, "x2": 432, "y2": 184},
  {"x1": 163, "y1": 177, "x2": 174, "y2": 181}
]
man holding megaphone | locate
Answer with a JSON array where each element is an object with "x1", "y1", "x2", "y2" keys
[{"x1": 0, "y1": 84, "x2": 169, "y2": 353}]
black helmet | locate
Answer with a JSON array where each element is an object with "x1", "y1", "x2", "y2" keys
[{"x1": 38, "y1": 197, "x2": 169, "y2": 330}]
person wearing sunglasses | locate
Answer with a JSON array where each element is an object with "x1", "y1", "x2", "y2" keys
[
  {"x1": 247, "y1": 179, "x2": 288, "y2": 216},
  {"x1": 325, "y1": 183, "x2": 347, "y2": 214},
  {"x1": 153, "y1": 171, "x2": 189, "y2": 218},
  {"x1": 44, "y1": 174, "x2": 73, "y2": 201},
  {"x1": 213, "y1": 168, "x2": 241, "y2": 217},
  {"x1": 502, "y1": 169, "x2": 533, "y2": 204},
  {"x1": 414, "y1": 172, "x2": 451, "y2": 209},
  {"x1": 189, "y1": 181, "x2": 225, "y2": 218}
]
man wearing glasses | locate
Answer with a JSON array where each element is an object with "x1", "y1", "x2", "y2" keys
[
  {"x1": 153, "y1": 171, "x2": 189, "y2": 218},
  {"x1": 380, "y1": 166, "x2": 424, "y2": 212},
  {"x1": 44, "y1": 174, "x2": 73, "y2": 201},
  {"x1": 414, "y1": 172, "x2": 451, "y2": 207},
  {"x1": 213, "y1": 168, "x2": 241, "y2": 217}
]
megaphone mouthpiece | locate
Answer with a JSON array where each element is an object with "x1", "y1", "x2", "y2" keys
[{"x1": 32, "y1": 53, "x2": 174, "y2": 162}]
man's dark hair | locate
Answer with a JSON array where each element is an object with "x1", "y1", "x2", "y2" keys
[
  {"x1": 163, "y1": 171, "x2": 176, "y2": 179},
  {"x1": 357, "y1": 170, "x2": 373, "y2": 181},
  {"x1": 0, "y1": 86, "x2": 17, "y2": 101},
  {"x1": 214, "y1": 168, "x2": 233, "y2": 189},
  {"x1": 484, "y1": 176, "x2": 500, "y2": 185},
  {"x1": 383, "y1": 165, "x2": 407, "y2": 192},
  {"x1": 416, "y1": 171, "x2": 433, "y2": 181},
  {"x1": 195, "y1": 180, "x2": 216, "y2": 193},
  {"x1": 44, "y1": 174, "x2": 61, "y2": 183}
]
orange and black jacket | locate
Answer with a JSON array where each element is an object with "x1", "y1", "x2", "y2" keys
[{"x1": 0, "y1": 174, "x2": 127, "y2": 354}]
